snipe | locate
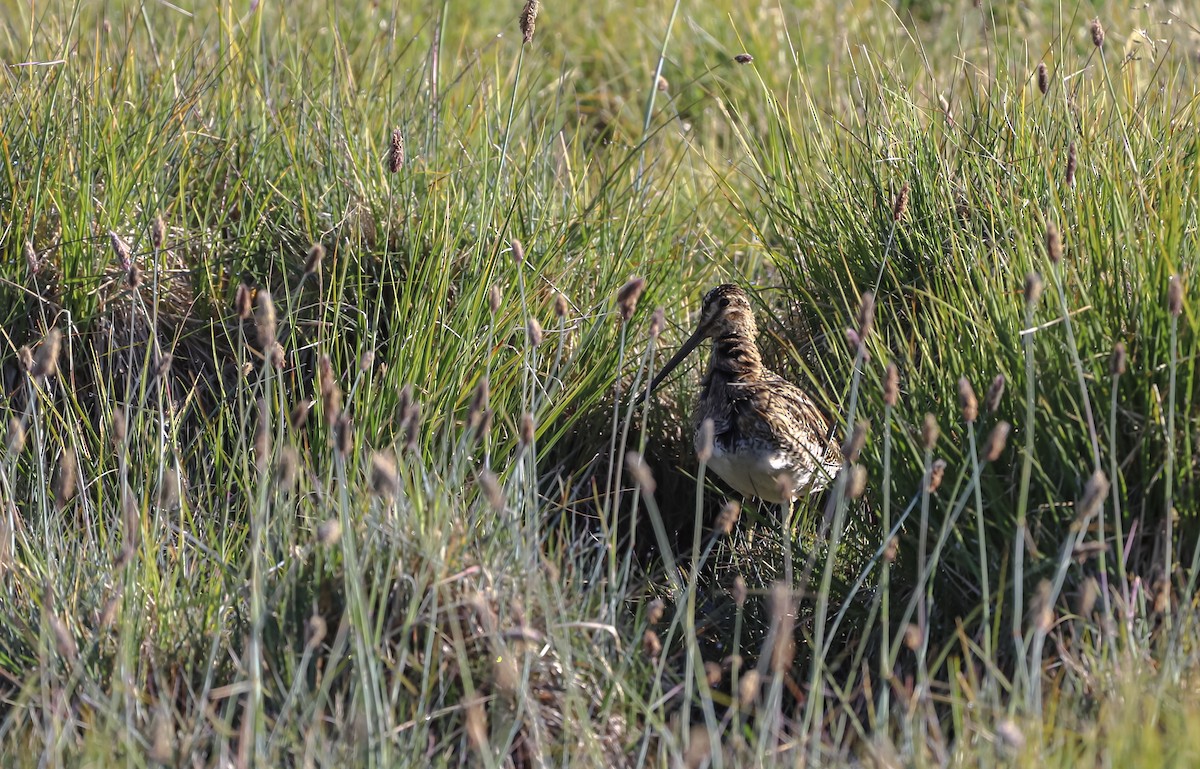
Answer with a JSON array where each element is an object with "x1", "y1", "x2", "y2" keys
[{"x1": 650, "y1": 284, "x2": 841, "y2": 503}]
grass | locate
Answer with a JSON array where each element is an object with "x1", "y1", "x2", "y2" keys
[{"x1": 1, "y1": 0, "x2": 1199, "y2": 765}]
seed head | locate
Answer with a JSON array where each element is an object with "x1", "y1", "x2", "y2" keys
[
  {"x1": 303, "y1": 243, "x2": 324, "y2": 279},
  {"x1": 846, "y1": 464, "x2": 868, "y2": 499},
  {"x1": 883, "y1": 363, "x2": 900, "y2": 407},
  {"x1": 625, "y1": 451, "x2": 655, "y2": 495},
  {"x1": 738, "y1": 669, "x2": 761, "y2": 709},
  {"x1": 55, "y1": 446, "x2": 77, "y2": 510},
  {"x1": 704, "y1": 661, "x2": 723, "y2": 687},
  {"x1": 1024, "y1": 272, "x2": 1044, "y2": 307},
  {"x1": 892, "y1": 182, "x2": 911, "y2": 222},
  {"x1": 109, "y1": 230, "x2": 132, "y2": 269},
  {"x1": 290, "y1": 398, "x2": 313, "y2": 431},
  {"x1": 1045, "y1": 221, "x2": 1062, "y2": 264},
  {"x1": 1076, "y1": 469, "x2": 1109, "y2": 524},
  {"x1": 111, "y1": 406, "x2": 127, "y2": 449},
  {"x1": 255, "y1": 290, "x2": 277, "y2": 349},
  {"x1": 1032, "y1": 580, "x2": 1054, "y2": 633},
  {"x1": 126, "y1": 264, "x2": 143, "y2": 289},
  {"x1": 1090, "y1": 18, "x2": 1105, "y2": 48},
  {"x1": 984, "y1": 374, "x2": 1006, "y2": 414},
  {"x1": 518, "y1": 412, "x2": 536, "y2": 449},
  {"x1": 151, "y1": 215, "x2": 166, "y2": 249},
  {"x1": 254, "y1": 399, "x2": 271, "y2": 472},
  {"x1": 768, "y1": 582, "x2": 795, "y2": 673},
  {"x1": 316, "y1": 519, "x2": 342, "y2": 547},
  {"x1": 388, "y1": 127, "x2": 405, "y2": 173},
  {"x1": 275, "y1": 446, "x2": 299, "y2": 493},
  {"x1": 24, "y1": 240, "x2": 39, "y2": 274},
  {"x1": 519, "y1": 0, "x2": 539, "y2": 44},
  {"x1": 921, "y1": 413, "x2": 939, "y2": 451},
  {"x1": 647, "y1": 598, "x2": 665, "y2": 625},
  {"x1": 857, "y1": 290, "x2": 875, "y2": 340},
  {"x1": 982, "y1": 421, "x2": 1011, "y2": 462},
  {"x1": 843, "y1": 420, "x2": 869, "y2": 463},
  {"x1": 510, "y1": 238, "x2": 525, "y2": 265},
  {"x1": 32, "y1": 328, "x2": 62, "y2": 380},
  {"x1": 369, "y1": 452, "x2": 399, "y2": 498},
  {"x1": 235, "y1": 282, "x2": 254, "y2": 321},
  {"x1": 554, "y1": 292, "x2": 568, "y2": 319},
  {"x1": 477, "y1": 470, "x2": 504, "y2": 511},
  {"x1": 1168, "y1": 275, "x2": 1184, "y2": 317},
  {"x1": 903, "y1": 623, "x2": 923, "y2": 651},
  {"x1": 927, "y1": 458, "x2": 948, "y2": 493},
  {"x1": 1065, "y1": 142, "x2": 1077, "y2": 187},
  {"x1": 732, "y1": 575, "x2": 747, "y2": 607},
  {"x1": 526, "y1": 317, "x2": 543, "y2": 347},
  {"x1": 655, "y1": 74, "x2": 668, "y2": 92},
  {"x1": 488, "y1": 285, "x2": 502, "y2": 314},
  {"x1": 649, "y1": 307, "x2": 665, "y2": 340},
  {"x1": 17, "y1": 347, "x2": 32, "y2": 373},
  {"x1": 401, "y1": 398, "x2": 422, "y2": 452},
  {"x1": 6, "y1": 417, "x2": 26, "y2": 455},
  {"x1": 158, "y1": 468, "x2": 181, "y2": 510},
  {"x1": 616, "y1": 277, "x2": 645, "y2": 322},
  {"x1": 319, "y1": 356, "x2": 342, "y2": 421},
  {"x1": 1109, "y1": 342, "x2": 1127, "y2": 376},
  {"x1": 716, "y1": 500, "x2": 741, "y2": 536},
  {"x1": 642, "y1": 629, "x2": 662, "y2": 658},
  {"x1": 1036, "y1": 62, "x2": 1050, "y2": 94},
  {"x1": 333, "y1": 413, "x2": 353, "y2": 457},
  {"x1": 733, "y1": 53, "x2": 753, "y2": 64},
  {"x1": 883, "y1": 536, "x2": 899, "y2": 563},
  {"x1": 958, "y1": 377, "x2": 979, "y2": 423},
  {"x1": 467, "y1": 378, "x2": 490, "y2": 434},
  {"x1": 697, "y1": 418, "x2": 715, "y2": 463},
  {"x1": 305, "y1": 613, "x2": 328, "y2": 650}
]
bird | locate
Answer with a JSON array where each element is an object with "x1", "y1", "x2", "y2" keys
[{"x1": 650, "y1": 284, "x2": 842, "y2": 504}]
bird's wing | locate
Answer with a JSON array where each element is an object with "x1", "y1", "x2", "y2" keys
[{"x1": 730, "y1": 374, "x2": 842, "y2": 468}]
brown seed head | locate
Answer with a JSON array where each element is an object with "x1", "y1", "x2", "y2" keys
[
  {"x1": 333, "y1": 414, "x2": 353, "y2": 457},
  {"x1": 1065, "y1": 142, "x2": 1077, "y2": 187},
  {"x1": 235, "y1": 282, "x2": 254, "y2": 321},
  {"x1": 1168, "y1": 275, "x2": 1184, "y2": 317},
  {"x1": 649, "y1": 307, "x2": 665, "y2": 340},
  {"x1": 655, "y1": 74, "x2": 668, "y2": 92},
  {"x1": 290, "y1": 398, "x2": 313, "y2": 431},
  {"x1": 388, "y1": 127, "x2": 405, "y2": 173},
  {"x1": 733, "y1": 53, "x2": 754, "y2": 64},
  {"x1": 893, "y1": 182, "x2": 911, "y2": 221},
  {"x1": 625, "y1": 451, "x2": 655, "y2": 495},
  {"x1": 519, "y1": 412, "x2": 536, "y2": 448},
  {"x1": 254, "y1": 399, "x2": 271, "y2": 473},
  {"x1": 647, "y1": 598, "x2": 665, "y2": 625},
  {"x1": 1033, "y1": 580, "x2": 1054, "y2": 633},
  {"x1": 616, "y1": 277, "x2": 645, "y2": 322},
  {"x1": 305, "y1": 613, "x2": 328, "y2": 650},
  {"x1": 857, "y1": 291, "x2": 875, "y2": 340},
  {"x1": 303, "y1": 243, "x2": 324, "y2": 278},
  {"x1": 17, "y1": 346, "x2": 32, "y2": 373},
  {"x1": 316, "y1": 519, "x2": 342, "y2": 547},
  {"x1": 738, "y1": 669, "x2": 761, "y2": 708},
  {"x1": 270, "y1": 343, "x2": 285, "y2": 369},
  {"x1": 126, "y1": 264, "x2": 143, "y2": 289},
  {"x1": 32, "y1": 328, "x2": 63, "y2": 380},
  {"x1": 109, "y1": 230, "x2": 132, "y2": 269},
  {"x1": 642, "y1": 629, "x2": 662, "y2": 658},
  {"x1": 1037, "y1": 62, "x2": 1050, "y2": 95},
  {"x1": 843, "y1": 420, "x2": 869, "y2": 463},
  {"x1": 555, "y1": 292, "x2": 569, "y2": 319},
  {"x1": 921, "y1": 413, "x2": 939, "y2": 451},
  {"x1": 732, "y1": 575, "x2": 749, "y2": 609},
  {"x1": 319, "y1": 356, "x2": 342, "y2": 421},
  {"x1": 884, "y1": 362, "x2": 900, "y2": 407},
  {"x1": 903, "y1": 623, "x2": 923, "y2": 651},
  {"x1": 468, "y1": 378, "x2": 490, "y2": 434},
  {"x1": 275, "y1": 446, "x2": 299, "y2": 493},
  {"x1": 1090, "y1": 18, "x2": 1105, "y2": 48},
  {"x1": 846, "y1": 464, "x2": 868, "y2": 499},
  {"x1": 1077, "y1": 469, "x2": 1109, "y2": 524},
  {"x1": 697, "y1": 418, "x2": 715, "y2": 463},
  {"x1": 1045, "y1": 221, "x2": 1062, "y2": 264},
  {"x1": 927, "y1": 458, "x2": 948, "y2": 493},
  {"x1": 883, "y1": 536, "x2": 899, "y2": 563},
  {"x1": 1110, "y1": 342, "x2": 1127, "y2": 376},
  {"x1": 526, "y1": 317, "x2": 543, "y2": 347},
  {"x1": 984, "y1": 374, "x2": 1006, "y2": 414},
  {"x1": 151, "y1": 215, "x2": 166, "y2": 249},
  {"x1": 488, "y1": 284, "x2": 502, "y2": 314},
  {"x1": 255, "y1": 290, "x2": 277, "y2": 350},
  {"x1": 704, "y1": 661, "x2": 723, "y2": 688},
  {"x1": 958, "y1": 377, "x2": 979, "y2": 423},
  {"x1": 510, "y1": 238, "x2": 525, "y2": 265},
  {"x1": 519, "y1": 0, "x2": 539, "y2": 44},
  {"x1": 369, "y1": 452, "x2": 398, "y2": 498},
  {"x1": 768, "y1": 582, "x2": 795, "y2": 673},
  {"x1": 716, "y1": 500, "x2": 741, "y2": 536},
  {"x1": 983, "y1": 421, "x2": 1011, "y2": 462},
  {"x1": 55, "y1": 446, "x2": 77, "y2": 510},
  {"x1": 112, "y1": 406, "x2": 127, "y2": 448},
  {"x1": 7, "y1": 417, "x2": 26, "y2": 455},
  {"x1": 24, "y1": 240, "x2": 39, "y2": 274},
  {"x1": 401, "y1": 398, "x2": 422, "y2": 452},
  {"x1": 477, "y1": 470, "x2": 504, "y2": 511},
  {"x1": 1024, "y1": 272, "x2": 1044, "y2": 307}
]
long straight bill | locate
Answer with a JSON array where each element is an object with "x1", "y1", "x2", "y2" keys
[{"x1": 649, "y1": 328, "x2": 705, "y2": 392}]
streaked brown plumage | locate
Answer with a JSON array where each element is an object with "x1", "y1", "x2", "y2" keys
[{"x1": 651, "y1": 284, "x2": 841, "y2": 503}]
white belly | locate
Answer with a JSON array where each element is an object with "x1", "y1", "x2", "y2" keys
[{"x1": 707, "y1": 445, "x2": 837, "y2": 503}]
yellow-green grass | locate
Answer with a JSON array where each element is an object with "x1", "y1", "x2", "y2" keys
[{"x1": 1, "y1": 0, "x2": 1198, "y2": 765}]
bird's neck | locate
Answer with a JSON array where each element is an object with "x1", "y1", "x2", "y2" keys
[{"x1": 701, "y1": 329, "x2": 765, "y2": 392}]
